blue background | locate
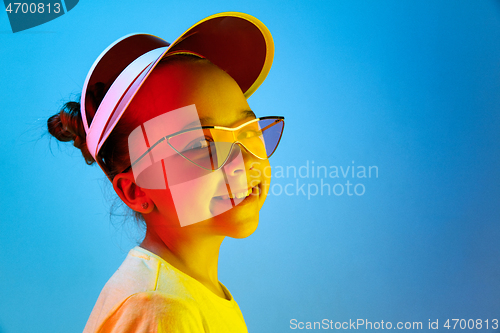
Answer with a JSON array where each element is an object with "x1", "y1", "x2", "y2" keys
[{"x1": 1, "y1": 1, "x2": 499, "y2": 332}]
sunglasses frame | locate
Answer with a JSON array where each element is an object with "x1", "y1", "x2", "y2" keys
[{"x1": 126, "y1": 116, "x2": 285, "y2": 173}]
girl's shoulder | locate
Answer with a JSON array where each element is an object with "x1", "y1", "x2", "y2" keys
[{"x1": 83, "y1": 247, "x2": 201, "y2": 332}]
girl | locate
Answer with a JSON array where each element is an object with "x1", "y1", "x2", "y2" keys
[{"x1": 47, "y1": 12, "x2": 284, "y2": 332}]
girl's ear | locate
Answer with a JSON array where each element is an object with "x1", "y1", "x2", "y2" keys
[{"x1": 113, "y1": 172, "x2": 154, "y2": 214}]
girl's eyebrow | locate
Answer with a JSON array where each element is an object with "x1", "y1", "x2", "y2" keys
[
  {"x1": 242, "y1": 109, "x2": 256, "y2": 119},
  {"x1": 198, "y1": 109, "x2": 256, "y2": 124},
  {"x1": 183, "y1": 109, "x2": 256, "y2": 130}
]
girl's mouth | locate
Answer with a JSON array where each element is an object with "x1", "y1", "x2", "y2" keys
[{"x1": 213, "y1": 184, "x2": 260, "y2": 201}]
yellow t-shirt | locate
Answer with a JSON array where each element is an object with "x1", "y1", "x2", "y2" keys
[{"x1": 83, "y1": 246, "x2": 248, "y2": 333}]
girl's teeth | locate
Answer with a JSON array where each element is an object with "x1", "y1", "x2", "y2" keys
[{"x1": 219, "y1": 188, "x2": 253, "y2": 200}]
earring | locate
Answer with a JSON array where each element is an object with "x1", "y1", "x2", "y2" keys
[{"x1": 141, "y1": 202, "x2": 149, "y2": 210}]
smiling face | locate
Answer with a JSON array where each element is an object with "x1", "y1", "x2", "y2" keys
[{"x1": 124, "y1": 56, "x2": 271, "y2": 238}]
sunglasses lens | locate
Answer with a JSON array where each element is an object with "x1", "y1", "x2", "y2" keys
[
  {"x1": 168, "y1": 128, "x2": 234, "y2": 170},
  {"x1": 257, "y1": 118, "x2": 284, "y2": 158}
]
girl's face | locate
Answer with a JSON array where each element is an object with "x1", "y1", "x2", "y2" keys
[{"x1": 124, "y1": 58, "x2": 271, "y2": 239}]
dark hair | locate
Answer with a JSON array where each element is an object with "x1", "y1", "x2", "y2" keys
[
  {"x1": 47, "y1": 97, "x2": 135, "y2": 174},
  {"x1": 47, "y1": 100, "x2": 94, "y2": 164}
]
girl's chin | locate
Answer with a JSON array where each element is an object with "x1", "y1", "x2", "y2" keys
[
  {"x1": 208, "y1": 185, "x2": 262, "y2": 237},
  {"x1": 216, "y1": 213, "x2": 260, "y2": 239}
]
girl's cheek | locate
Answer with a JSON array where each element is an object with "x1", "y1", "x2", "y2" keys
[
  {"x1": 264, "y1": 164, "x2": 272, "y2": 181},
  {"x1": 258, "y1": 161, "x2": 272, "y2": 183}
]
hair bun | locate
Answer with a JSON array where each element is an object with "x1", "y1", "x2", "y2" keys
[{"x1": 47, "y1": 101, "x2": 96, "y2": 165}]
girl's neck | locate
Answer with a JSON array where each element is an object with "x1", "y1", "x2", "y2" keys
[{"x1": 140, "y1": 228, "x2": 228, "y2": 299}]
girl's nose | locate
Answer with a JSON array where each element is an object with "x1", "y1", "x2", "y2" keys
[{"x1": 222, "y1": 143, "x2": 253, "y2": 177}]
